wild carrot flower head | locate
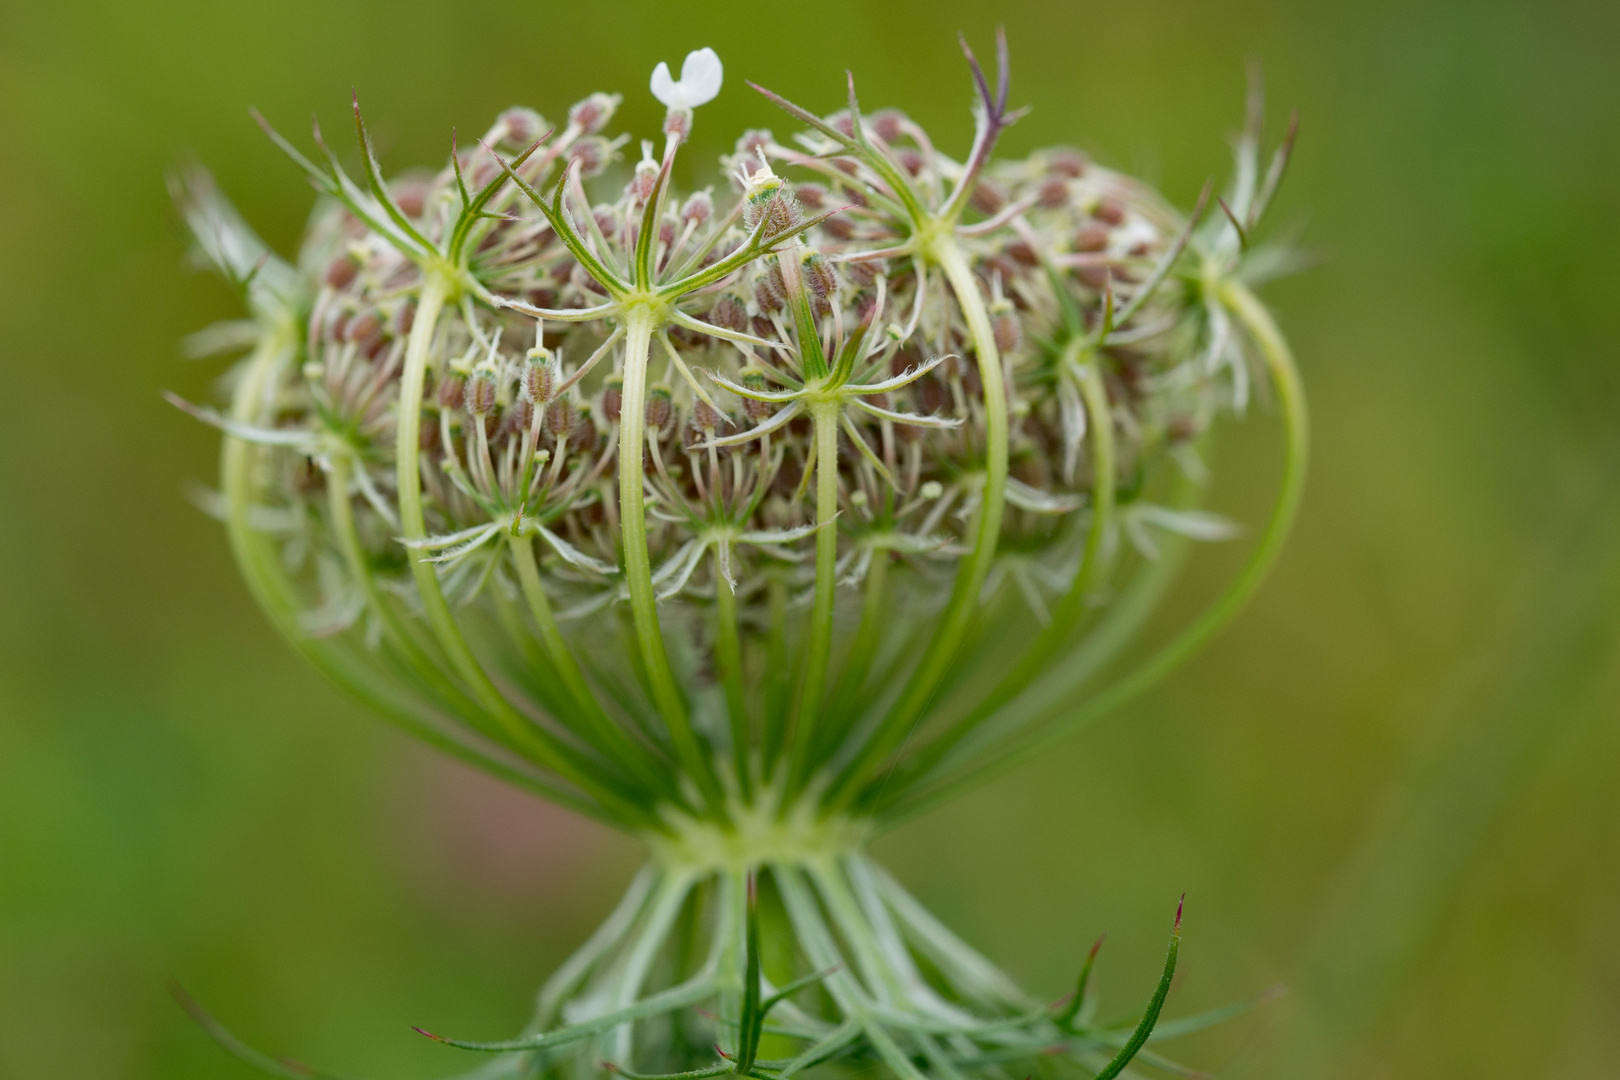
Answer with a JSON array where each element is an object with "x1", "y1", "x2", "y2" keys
[{"x1": 173, "y1": 33, "x2": 1306, "y2": 1080}]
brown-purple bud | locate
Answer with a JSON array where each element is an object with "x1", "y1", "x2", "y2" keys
[
  {"x1": 601, "y1": 375, "x2": 624, "y2": 423},
  {"x1": 569, "y1": 92, "x2": 619, "y2": 134},
  {"x1": 801, "y1": 252, "x2": 839, "y2": 304},
  {"x1": 663, "y1": 107, "x2": 692, "y2": 141},
  {"x1": 992, "y1": 306, "x2": 1023, "y2": 353},
  {"x1": 464, "y1": 370, "x2": 498, "y2": 416},
  {"x1": 795, "y1": 182, "x2": 827, "y2": 209},
  {"x1": 709, "y1": 294, "x2": 749, "y2": 333},
  {"x1": 497, "y1": 107, "x2": 547, "y2": 150},
  {"x1": 970, "y1": 180, "x2": 1007, "y2": 216},
  {"x1": 569, "y1": 137, "x2": 609, "y2": 177},
  {"x1": 1048, "y1": 149, "x2": 1088, "y2": 178},
  {"x1": 545, "y1": 394, "x2": 575, "y2": 438},
  {"x1": 681, "y1": 191, "x2": 713, "y2": 226},
  {"x1": 740, "y1": 368, "x2": 773, "y2": 422},
  {"x1": 645, "y1": 384, "x2": 673, "y2": 430},
  {"x1": 324, "y1": 252, "x2": 359, "y2": 289},
  {"x1": 692, "y1": 399, "x2": 724, "y2": 431},
  {"x1": 870, "y1": 109, "x2": 907, "y2": 142},
  {"x1": 522, "y1": 350, "x2": 555, "y2": 403},
  {"x1": 1074, "y1": 225, "x2": 1110, "y2": 253},
  {"x1": 436, "y1": 372, "x2": 466, "y2": 409},
  {"x1": 1093, "y1": 199, "x2": 1126, "y2": 226},
  {"x1": 1038, "y1": 178, "x2": 1070, "y2": 210}
]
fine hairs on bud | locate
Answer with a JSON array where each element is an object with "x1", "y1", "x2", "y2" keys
[
  {"x1": 601, "y1": 374, "x2": 624, "y2": 423},
  {"x1": 801, "y1": 251, "x2": 839, "y2": 304},
  {"x1": 464, "y1": 368, "x2": 498, "y2": 416},
  {"x1": 522, "y1": 349, "x2": 555, "y2": 404},
  {"x1": 569, "y1": 91, "x2": 620, "y2": 134},
  {"x1": 681, "y1": 190, "x2": 713, "y2": 226},
  {"x1": 644, "y1": 383, "x2": 673, "y2": 430}
]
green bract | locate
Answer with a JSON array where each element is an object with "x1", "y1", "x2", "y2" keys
[{"x1": 174, "y1": 35, "x2": 1305, "y2": 1080}]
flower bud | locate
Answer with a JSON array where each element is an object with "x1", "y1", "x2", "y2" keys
[
  {"x1": 601, "y1": 375, "x2": 624, "y2": 423},
  {"x1": 569, "y1": 92, "x2": 620, "y2": 134},
  {"x1": 801, "y1": 252, "x2": 839, "y2": 305},
  {"x1": 845, "y1": 258, "x2": 885, "y2": 289},
  {"x1": 795, "y1": 182, "x2": 827, "y2": 209},
  {"x1": 569, "y1": 137, "x2": 610, "y2": 177},
  {"x1": 545, "y1": 394, "x2": 575, "y2": 438},
  {"x1": 628, "y1": 142, "x2": 659, "y2": 202},
  {"x1": 1074, "y1": 225, "x2": 1110, "y2": 253},
  {"x1": 522, "y1": 349, "x2": 555, "y2": 403},
  {"x1": 571, "y1": 403, "x2": 597, "y2": 448},
  {"x1": 324, "y1": 252, "x2": 360, "y2": 289},
  {"x1": 663, "y1": 107, "x2": 692, "y2": 141},
  {"x1": 730, "y1": 130, "x2": 772, "y2": 180},
  {"x1": 692, "y1": 398, "x2": 724, "y2": 431},
  {"x1": 992, "y1": 303, "x2": 1022, "y2": 353},
  {"x1": 645, "y1": 384, "x2": 673, "y2": 430},
  {"x1": 464, "y1": 368, "x2": 498, "y2": 417},
  {"x1": 740, "y1": 368, "x2": 773, "y2": 422},
  {"x1": 1038, "y1": 178, "x2": 1070, "y2": 210},
  {"x1": 870, "y1": 109, "x2": 907, "y2": 142},
  {"x1": 970, "y1": 180, "x2": 1007, "y2": 216},
  {"x1": 681, "y1": 190, "x2": 713, "y2": 226},
  {"x1": 391, "y1": 300, "x2": 415, "y2": 336},
  {"x1": 709, "y1": 294, "x2": 748, "y2": 333},
  {"x1": 1093, "y1": 199, "x2": 1126, "y2": 226},
  {"x1": 436, "y1": 372, "x2": 466, "y2": 409},
  {"x1": 497, "y1": 107, "x2": 547, "y2": 150},
  {"x1": 1047, "y1": 148, "x2": 1088, "y2": 177}
]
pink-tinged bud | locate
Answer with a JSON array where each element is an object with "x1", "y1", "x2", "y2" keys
[
  {"x1": 845, "y1": 258, "x2": 885, "y2": 288},
  {"x1": 709, "y1": 295, "x2": 748, "y2": 333},
  {"x1": 347, "y1": 310, "x2": 384, "y2": 352},
  {"x1": 897, "y1": 148, "x2": 925, "y2": 176},
  {"x1": 498, "y1": 107, "x2": 547, "y2": 149},
  {"x1": 522, "y1": 350, "x2": 555, "y2": 403},
  {"x1": 593, "y1": 207, "x2": 618, "y2": 237},
  {"x1": 795, "y1": 182, "x2": 827, "y2": 209},
  {"x1": 1074, "y1": 225, "x2": 1110, "y2": 253},
  {"x1": 391, "y1": 300, "x2": 415, "y2": 336},
  {"x1": 820, "y1": 214, "x2": 856, "y2": 241},
  {"x1": 629, "y1": 149, "x2": 659, "y2": 202},
  {"x1": 745, "y1": 186, "x2": 801, "y2": 237},
  {"x1": 545, "y1": 394, "x2": 575, "y2": 437},
  {"x1": 324, "y1": 252, "x2": 360, "y2": 289},
  {"x1": 393, "y1": 177, "x2": 429, "y2": 218},
  {"x1": 732, "y1": 130, "x2": 772, "y2": 178},
  {"x1": 1168, "y1": 414, "x2": 1198, "y2": 442},
  {"x1": 1038, "y1": 178, "x2": 1070, "y2": 210},
  {"x1": 1077, "y1": 265, "x2": 1111, "y2": 290},
  {"x1": 827, "y1": 110, "x2": 856, "y2": 138},
  {"x1": 569, "y1": 92, "x2": 620, "y2": 134},
  {"x1": 569, "y1": 137, "x2": 609, "y2": 177},
  {"x1": 801, "y1": 252, "x2": 839, "y2": 304},
  {"x1": 1048, "y1": 149, "x2": 1088, "y2": 177},
  {"x1": 992, "y1": 306, "x2": 1022, "y2": 353},
  {"x1": 755, "y1": 260, "x2": 787, "y2": 313},
  {"x1": 870, "y1": 109, "x2": 906, "y2": 142},
  {"x1": 1093, "y1": 199, "x2": 1126, "y2": 226},
  {"x1": 1006, "y1": 241, "x2": 1039, "y2": 267},
  {"x1": 601, "y1": 375, "x2": 624, "y2": 423},
  {"x1": 436, "y1": 372, "x2": 466, "y2": 409},
  {"x1": 740, "y1": 368, "x2": 773, "y2": 422},
  {"x1": 692, "y1": 398, "x2": 724, "y2": 431},
  {"x1": 663, "y1": 107, "x2": 692, "y2": 141},
  {"x1": 504, "y1": 399, "x2": 534, "y2": 437},
  {"x1": 681, "y1": 191, "x2": 713, "y2": 226},
  {"x1": 853, "y1": 291, "x2": 878, "y2": 321},
  {"x1": 659, "y1": 220, "x2": 676, "y2": 248},
  {"x1": 571, "y1": 404, "x2": 597, "y2": 448},
  {"x1": 464, "y1": 371, "x2": 498, "y2": 416},
  {"x1": 645, "y1": 384, "x2": 673, "y2": 430},
  {"x1": 971, "y1": 180, "x2": 1007, "y2": 216}
]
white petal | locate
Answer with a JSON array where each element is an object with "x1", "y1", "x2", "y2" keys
[
  {"x1": 679, "y1": 48, "x2": 723, "y2": 106},
  {"x1": 650, "y1": 61, "x2": 679, "y2": 106}
]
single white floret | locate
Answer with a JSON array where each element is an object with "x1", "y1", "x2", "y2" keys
[{"x1": 651, "y1": 47, "x2": 723, "y2": 109}]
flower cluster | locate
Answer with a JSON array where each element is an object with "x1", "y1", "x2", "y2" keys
[{"x1": 174, "y1": 35, "x2": 1305, "y2": 1080}]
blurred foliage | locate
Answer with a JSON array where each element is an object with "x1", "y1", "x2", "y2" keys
[{"x1": 0, "y1": 0, "x2": 1616, "y2": 1077}]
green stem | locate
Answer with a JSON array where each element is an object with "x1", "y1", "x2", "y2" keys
[
  {"x1": 877, "y1": 280, "x2": 1307, "y2": 823},
  {"x1": 713, "y1": 548, "x2": 751, "y2": 800},
  {"x1": 786, "y1": 400, "x2": 842, "y2": 793},
  {"x1": 509, "y1": 531, "x2": 679, "y2": 802},
  {"x1": 825, "y1": 236, "x2": 1009, "y2": 806},
  {"x1": 618, "y1": 307, "x2": 723, "y2": 809},
  {"x1": 762, "y1": 574, "x2": 791, "y2": 778},
  {"x1": 866, "y1": 349, "x2": 1114, "y2": 804},
  {"x1": 395, "y1": 272, "x2": 656, "y2": 825},
  {"x1": 817, "y1": 549, "x2": 889, "y2": 761}
]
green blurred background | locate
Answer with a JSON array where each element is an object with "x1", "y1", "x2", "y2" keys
[{"x1": 2, "y1": 0, "x2": 1617, "y2": 1076}]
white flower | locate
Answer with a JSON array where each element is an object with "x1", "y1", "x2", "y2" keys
[{"x1": 650, "y1": 47, "x2": 723, "y2": 110}]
